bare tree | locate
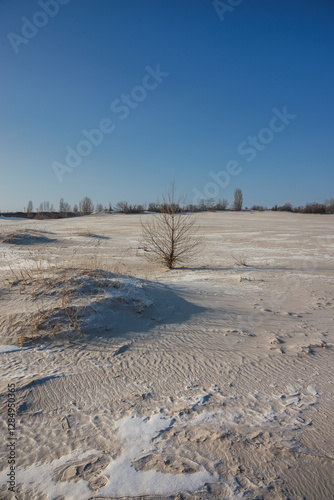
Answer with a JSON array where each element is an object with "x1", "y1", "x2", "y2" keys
[
  {"x1": 148, "y1": 202, "x2": 159, "y2": 212},
  {"x1": 234, "y1": 188, "x2": 243, "y2": 211},
  {"x1": 115, "y1": 201, "x2": 130, "y2": 213},
  {"x1": 39, "y1": 201, "x2": 50, "y2": 213},
  {"x1": 95, "y1": 203, "x2": 104, "y2": 212},
  {"x1": 141, "y1": 182, "x2": 202, "y2": 269},
  {"x1": 215, "y1": 198, "x2": 229, "y2": 210},
  {"x1": 79, "y1": 197, "x2": 94, "y2": 215},
  {"x1": 27, "y1": 201, "x2": 33, "y2": 215},
  {"x1": 59, "y1": 198, "x2": 64, "y2": 215},
  {"x1": 198, "y1": 198, "x2": 214, "y2": 211},
  {"x1": 59, "y1": 198, "x2": 71, "y2": 217}
]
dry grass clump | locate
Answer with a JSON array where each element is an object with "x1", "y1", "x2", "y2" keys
[
  {"x1": 0, "y1": 229, "x2": 56, "y2": 245},
  {"x1": 2, "y1": 245, "x2": 149, "y2": 345},
  {"x1": 5, "y1": 268, "x2": 109, "y2": 345}
]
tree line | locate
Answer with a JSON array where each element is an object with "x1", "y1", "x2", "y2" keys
[
  {"x1": 15, "y1": 192, "x2": 334, "y2": 219},
  {"x1": 23, "y1": 189, "x2": 241, "y2": 218},
  {"x1": 25, "y1": 197, "x2": 107, "y2": 218}
]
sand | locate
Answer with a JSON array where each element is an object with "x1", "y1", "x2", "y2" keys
[{"x1": 0, "y1": 211, "x2": 333, "y2": 499}]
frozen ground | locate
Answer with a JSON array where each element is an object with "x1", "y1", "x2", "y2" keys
[{"x1": 0, "y1": 211, "x2": 333, "y2": 499}]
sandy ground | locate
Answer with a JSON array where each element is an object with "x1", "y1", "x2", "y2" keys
[{"x1": 0, "y1": 211, "x2": 333, "y2": 499}]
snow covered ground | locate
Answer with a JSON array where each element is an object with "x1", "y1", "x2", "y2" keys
[{"x1": 0, "y1": 211, "x2": 333, "y2": 499}]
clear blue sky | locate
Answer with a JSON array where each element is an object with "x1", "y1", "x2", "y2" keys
[{"x1": 1, "y1": 0, "x2": 333, "y2": 211}]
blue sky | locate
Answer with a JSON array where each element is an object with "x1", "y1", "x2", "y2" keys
[{"x1": 1, "y1": 0, "x2": 333, "y2": 211}]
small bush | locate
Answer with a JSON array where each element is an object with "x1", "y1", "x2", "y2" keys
[{"x1": 141, "y1": 182, "x2": 202, "y2": 269}]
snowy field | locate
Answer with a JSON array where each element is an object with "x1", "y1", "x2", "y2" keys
[{"x1": 0, "y1": 211, "x2": 333, "y2": 499}]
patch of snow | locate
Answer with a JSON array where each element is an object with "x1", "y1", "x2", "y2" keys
[
  {"x1": 0, "y1": 450, "x2": 95, "y2": 500},
  {"x1": 307, "y1": 386, "x2": 318, "y2": 396},
  {"x1": 98, "y1": 413, "x2": 213, "y2": 497},
  {"x1": 227, "y1": 329, "x2": 255, "y2": 337},
  {"x1": 0, "y1": 413, "x2": 213, "y2": 499},
  {"x1": 287, "y1": 385, "x2": 299, "y2": 395}
]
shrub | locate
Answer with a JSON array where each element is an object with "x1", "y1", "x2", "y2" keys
[{"x1": 141, "y1": 182, "x2": 202, "y2": 269}]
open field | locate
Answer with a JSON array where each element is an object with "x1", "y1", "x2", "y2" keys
[{"x1": 0, "y1": 211, "x2": 333, "y2": 499}]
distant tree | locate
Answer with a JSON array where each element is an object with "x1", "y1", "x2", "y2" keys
[
  {"x1": 251, "y1": 205, "x2": 264, "y2": 211},
  {"x1": 129, "y1": 204, "x2": 137, "y2": 213},
  {"x1": 43, "y1": 201, "x2": 50, "y2": 212},
  {"x1": 113, "y1": 202, "x2": 144, "y2": 214},
  {"x1": 233, "y1": 188, "x2": 243, "y2": 211},
  {"x1": 59, "y1": 198, "x2": 71, "y2": 217},
  {"x1": 73, "y1": 204, "x2": 79, "y2": 214},
  {"x1": 141, "y1": 182, "x2": 202, "y2": 269},
  {"x1": 79, "y1": 197, "x2": 94, "y2": 215},
  {"x1": 277, "y1": 202, "x2": 293, "y2": 212},
  {"x1": 215, "y1": 198, "x2": 229, "y2": 210},
  {"x1": 108, "y1": 202, "x2": 113, "y2": 213},
  {"x1": 197, "y1": 200, "x2": 206, "y2": 211},
  {"x1": 95, "y1": 203, "x2": 104, "y2": 212},
  {"x1": 148, "y1": 202, "x2": 159, "y2": 212},
  {"x1": 38, "y1": 201, "x2": 50, "y2": 213},
  {"x1": 184, "y1": 204, "x2": 199, "y2": 212},
  {"x1": 115, "y1": 201, "x2": 130, "y2": 213},
  {"x1": 206, "y1": 198, "x2": 215, "y2": 210},
  {"x1": 302, "y1": 202, "x2": 326, "y2": 214},
  {"x1": 27, "y1": 201, "x2": 33, "y2": 215},
  {"x1": 197, "y1": 198, "x2": 215, "y2": 211},
  {"x1": 59, "y1": 198, "x2": 64, "y2": 215}
]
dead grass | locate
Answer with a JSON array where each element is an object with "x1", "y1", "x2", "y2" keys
[
  {"x1": 1, "y1": 242, "x2": 148, "y2": 345},
  {"x1": 0, "y1": 229, "x2": 56, "y2": 245}
]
